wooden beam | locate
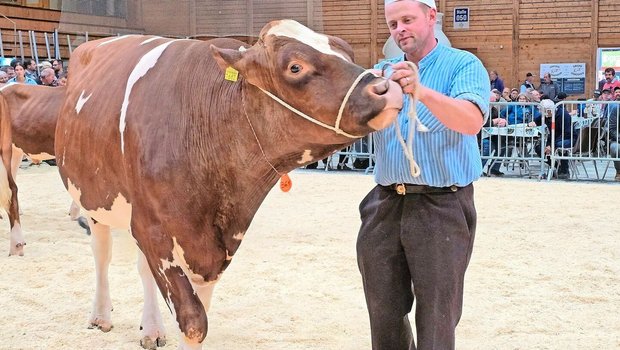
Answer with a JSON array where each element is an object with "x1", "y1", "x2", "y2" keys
[
  {"x1": 370, "y1": 0, "x2": 378, "y2": 65},
  {"x1": 512, "y1": 0, "x2": 520, "y2": 86},
  {"x1": 307, "y1": 0, "x2": 314, "y2": 29},
  {"x1": 590, "y1": 0, "x2": 599, "y2": 93},
  {"x1": 190, "y1": 0, "x2": 196, "y2": 37},
  {"x1": 247, "y1": 0, "x2": 254, "y2": 43}
]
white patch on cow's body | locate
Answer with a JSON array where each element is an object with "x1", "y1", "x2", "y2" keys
[
  {"x1": 67, "y1": 179, "x2": 132, "y2": 229},
  {"x1": 75, "y1": 90, "x2": 92, "y2": 114},
  {"x1": 97, "y1": 34, "x2": 135, "y2": 47},
  {"x1": 120, "y1": 40, "x2": 179, "y2": 153},
  {"x1": 141, "y1": 36, "x2": 164, "y2": 45},
  {"x1": 297, "y1": 150, "x2": 314, "y2": 164},
  {"x1": 26, "y1": 152, "x2": 54, "y2": 162},
  {"x1": 267, "y1": 20, "x2": 347, "y2": 61},
  {"x1": 232, "y1": 231, "x2": 245, "y2": 241}
]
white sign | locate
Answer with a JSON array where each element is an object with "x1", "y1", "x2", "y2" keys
[
  {"x1": 539, "y1": 63, "x2": 586, "y2": 79},
  {"x1": 453, "y1": 8, "x2": 469, "y2": 29}
]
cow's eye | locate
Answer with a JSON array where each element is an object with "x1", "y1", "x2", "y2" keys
[{"x1": 290, "y1": 64, "x2": 302, "y2": 74}]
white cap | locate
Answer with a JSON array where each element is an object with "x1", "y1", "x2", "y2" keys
[{"x1": 385, "y1": 0, "x2": 437, "y2": 9}]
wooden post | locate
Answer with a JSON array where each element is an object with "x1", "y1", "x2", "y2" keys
[
  {"x1": 247, "y1": 0, "x2": 254, "y2": 44},
  {"x1": 189, "y1": 0, "x2": 197, "y2": 38},
  {"x1": 591, "y1": 0, "x2": 599, "y2": 93},
  {"x1": 370, "y1": 0, "x2": 378, "y2": 65},
  {"x1": 512, "y1": 0, "x2": 520, "y2": 88},
  {"x1": 307, "y1": 0, "x2": 315, "y2": 29}
]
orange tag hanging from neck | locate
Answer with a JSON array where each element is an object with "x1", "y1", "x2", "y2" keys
[{"x1": 279, "y1": 173, "x2": 292, "y2": 192}]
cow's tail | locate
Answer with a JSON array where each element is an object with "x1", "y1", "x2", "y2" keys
[{"x1": 0, "y1": 91, "x2": 13, "y2": 213}]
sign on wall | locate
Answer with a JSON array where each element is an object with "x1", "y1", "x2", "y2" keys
[
  {"x1": 453, "y1": 8, "x2": 469, "y2": 29},
  {"x1": 539, "y1": 63, "x2": 586, "y2": 95}
]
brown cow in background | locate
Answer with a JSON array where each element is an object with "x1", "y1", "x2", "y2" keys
[
  {"x1": 53, "y1": 20, "x2": 403, "y2": 349},
  {"x1": 0, "y1": 84, "x2": 88, "y2": 256}
]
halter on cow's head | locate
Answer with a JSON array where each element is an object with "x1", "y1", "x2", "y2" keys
[{"x1": 209, "y1": 19, "x2": 403, "y2": 141}]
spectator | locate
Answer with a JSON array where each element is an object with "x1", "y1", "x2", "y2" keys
[
  {"x1": 481, "y1": 92, "x2": 507, "y2": 176},
  {"x1": 509, "y1": 88, "x2": 519, "y2": 101},
  {"x1": 4, "y1": 66, "x2": 15, "y2": 79},
  {"x1": 506, "y1": 93, "x2": 540, "y2": 125},
  {"x1": 23, "y1": 58, "x2": 39, "y2": 82},
  {"x1": 38, "y1": 61, "x2": 52, "y2": 70},
  {"x1": 7, "y1": 62, "x2": 37, "y2": 85},
  {"x1": 607, "y1": 88, "x2": 620, "y2": 181},
  {"x1": 601, "y1": 67, "x2": 620, "y2": 92},
  {"x1": 489, "y1": 69, "x2": 504, "y2": 92},
  {"x1": 0, "y1": 71, "x2": 8, "y2": 84},
  {"x1": 40, "y1": 68, "x2": 59, "y2": 86},
  {"x1": 529, "y1": 89, "x2": 541, "y2": 103},
  {"x1": 614, "y1": 86, "x2": 620, "y2": 101},
  {"x1": 539, "y1": 72, "x2": 561, "y2": 101},
  {"x1": 501, "y1": 87, "x2": 512, "y2": 102},
  {"x1": 520, "y1": 72, "x2": 536, "y2": 93},
  {"x1": 491, "y1": 88, "x2": 503, "y2": 102},
  {"x1": 51, "y1": 59, "x2": 64, "y2": 79},
  {"x1": 534, "y1": 99, "x2": 573, "y2": 179}
]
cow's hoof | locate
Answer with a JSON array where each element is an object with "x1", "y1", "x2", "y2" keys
[
  {"x1": 77, "y1": 216, "x2": 91, "y2": 235},
  {"x1": 8, "y1": 242, "x2": 25, "y2": 256},
  {"x1": 140, "y1": 336, "x2": 167, "y2": 349},
  {"x1": 88, "y1": 320, "x2": 113, "y2": 332}
]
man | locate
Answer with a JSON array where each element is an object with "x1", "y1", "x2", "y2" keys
[
  {"x1": 356, "y1": 0, "x2": 488, "y2": 349},
  {"x1": 601, "y1": 67, "x2": 620, "y2": 92},
  {"x1": 489, "y1": 69, "x2": 504, "y2": 92},
  {"x1": 23, "y1": 58, "x2": 39, "y2": 82},
  {"x1": 0, "y1": 71, "x2": 8, "y2": 84},
  {"x1": 51, "y1": 59, "x2": 64, "y2": 78},
  {"x1": 39, "y1": 67, "x2": 59, "y2": 86},
  {"x1": 520, "y1": 72, "x2": 536, "y2": 93},
  {"x1": 538, "y1": 72, "x2": 561, "y2": 101}
]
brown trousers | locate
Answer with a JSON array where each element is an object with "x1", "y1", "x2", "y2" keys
[{"x1": 357, "y1": 184, "x2": 477, "y2": 350}]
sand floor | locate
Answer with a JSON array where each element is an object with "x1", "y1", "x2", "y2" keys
[{"x1": 0, "y1": 165, "x2": 618, "y2": 349}]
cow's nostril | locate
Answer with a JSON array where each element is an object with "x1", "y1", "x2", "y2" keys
[{"x1": 371, "y1": 79, "x2": 390, "y2": 96}]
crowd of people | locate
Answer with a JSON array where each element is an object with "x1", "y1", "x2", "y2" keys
[
  {"x1": 0, "y1": 58, "x2": 66, "y2": 87},
  {"x1": 483, "y1": 67, "x2": 620, "y2": 180}
]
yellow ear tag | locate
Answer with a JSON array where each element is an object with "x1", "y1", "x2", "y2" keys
[{"x1": 225, "y1": 67, "x2": 239, "y2": 82}]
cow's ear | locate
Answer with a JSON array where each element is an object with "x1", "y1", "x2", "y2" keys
[{"x1": 210, "y1": 45, "x2": 246, "y2": 72}]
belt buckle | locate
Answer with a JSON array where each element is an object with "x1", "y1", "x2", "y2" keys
[{"x1": 395, "y1": 184, "x2": 406, "y2": 195}]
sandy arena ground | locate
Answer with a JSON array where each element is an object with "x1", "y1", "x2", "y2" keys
[{"x1": 0, "y1": 165, "x2": 619, "y2": 350}]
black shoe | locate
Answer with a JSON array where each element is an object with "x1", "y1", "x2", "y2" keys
[{"x1": 43, "y1": 159, "x2": 57, "y2": 166}]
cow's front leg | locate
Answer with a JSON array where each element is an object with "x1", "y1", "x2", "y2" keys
[
  {"x1": 131, "y1": 222, "x2": 209, "y2": 350},
  {"x1": 137, "y1": 249, "x2": 167, "y2": 349},
  {"x1": 87, "y1": 218, "x2": 114, "y2": 332}
]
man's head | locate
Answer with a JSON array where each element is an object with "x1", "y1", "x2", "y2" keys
[
  {"x1": 593, "y1": 89, "x2": 601, "y2": 99},
  {"x1": 0, "y1": 71, "x2": 8, "y2": 83},
  {"x1": 384, "y1": 0, "x2": 437, "y2": 62},
  {"x1": 510, "y1": 88, "x2": 519, "y2": 100},
  {"x1": 557, "y1": 92, "x2": 567, "y2": 101},
  {"x1": 24, "y1": 59, "x2": 36, "y2": 72},
  {"x1": 543, "y1": 72, "x2": 551, "y2": 83},
  {"x1": 525, "y1": 72, "x2": 533, "y2": 82},
  {"x1": 604, "y1": 67, "x2": 616, "y2": 83},
  {"x1": 51, "y1": 59, "x2": 63, "y2": 73},
  {"x1": 614, "y1": 86, "x2": 620, "y2": 101},
  {"x1": 40, "y1": 68, "x2": 56, "y2": 85},
  {"x1": 601, "y1": 88, "x2": 612, "y2": 101},
  {"x1": 530, "y1": 89, "x2": 541, "y2": 102}
]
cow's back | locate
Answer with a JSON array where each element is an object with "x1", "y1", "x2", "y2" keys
[{"x1": 56, "y1": 35, "x2": 246, "y2": 228}]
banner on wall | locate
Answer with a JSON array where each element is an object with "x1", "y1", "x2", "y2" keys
[
  {"x1": 597, "y1": 48, "x2": 620, "y2": 81},
  {"x1": 539, "y1": 63, "x2": 586, "y2": 95}
]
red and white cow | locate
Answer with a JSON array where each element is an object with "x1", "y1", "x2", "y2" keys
[
  {"x1": 54, "y1": 20, "x2": 402, "y2": 349},
  {"x1": 0, "y1": 84, "x2": 85, "y2": 256}
]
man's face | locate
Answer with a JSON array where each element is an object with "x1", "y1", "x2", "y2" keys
[
  {"x1": 510, "y1": 90, "x2": 519, "y2": 99},
  {"x1": 386, "y1": 1, "x2": 435, "y2": 56},
  {"x1": 0, "y1": 74, "x2": 7, "y2": 83},
  {"x1": 28, "y1": 61, "x2": 36, "y2": 71},
  {"x1": 605, "y1": 71, "x2": 615, "y2": 82},
  {"x1": 543, "y1": 74, "x2": 551, "y2": 83},
  {"x1": 602, "y1": 91, "x2": 612, "y2": 101},
  {"x1": 614, "y1": 89, "x2": 620, "y2": 101},
  {"x1": 41, "y1": 73, "x2": 54, "y2": 85},
  {"x1": 531, "y1": 90, "x2": 541, "y2": 101},
  {"x1": 7, "y1": 68, "x2": 15, "y2": 79},
  {"x1": 52, "y1": 61, "x2": 61, "y2": 72}
]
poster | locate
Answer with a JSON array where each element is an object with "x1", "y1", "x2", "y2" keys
[{"x1": 539, "y1": 63, "x2": 586, "y2": 95}]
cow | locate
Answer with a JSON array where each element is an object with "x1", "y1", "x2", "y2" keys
[
  {"x1": 53, "y1": 20, "x2": 403, "y2": 349},
  {"x1": 0, "y1": 84, "x2": 87, "y2": 256}
]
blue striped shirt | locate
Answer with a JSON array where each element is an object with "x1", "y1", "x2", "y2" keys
[{"x1": 373, "y1": 44, "x2": 490, "y2": 187}]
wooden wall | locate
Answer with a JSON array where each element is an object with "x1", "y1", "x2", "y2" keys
[{"x1": 2, "y1": 0, "x2": 620, "y2": 98}]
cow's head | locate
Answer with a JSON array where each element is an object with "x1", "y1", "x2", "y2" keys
[{"x1": 209, "y1": 19, "x2": 402, "y2": 140}]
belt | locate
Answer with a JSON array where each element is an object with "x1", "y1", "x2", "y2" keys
[{"x1": 383, "y1": 183, "x2": 459, "y2": 195}]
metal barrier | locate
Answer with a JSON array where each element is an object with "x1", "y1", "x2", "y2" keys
[
  {"x1": 548, "y1": 100, "x2": 620, "y2": 181},
  {"x1": 481, "y1": 101, "x2": 548, "y2": 179}
]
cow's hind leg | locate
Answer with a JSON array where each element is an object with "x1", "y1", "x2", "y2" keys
[
  {"x1": 87, "y1": 218, "x2": 114, "y2": 332},
  {"x1": 5, "y1": 147, "x2": 23, "y2": 256},
  {"x1": 137, "y1": 249, "x2": 167, "y2": 349}
]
